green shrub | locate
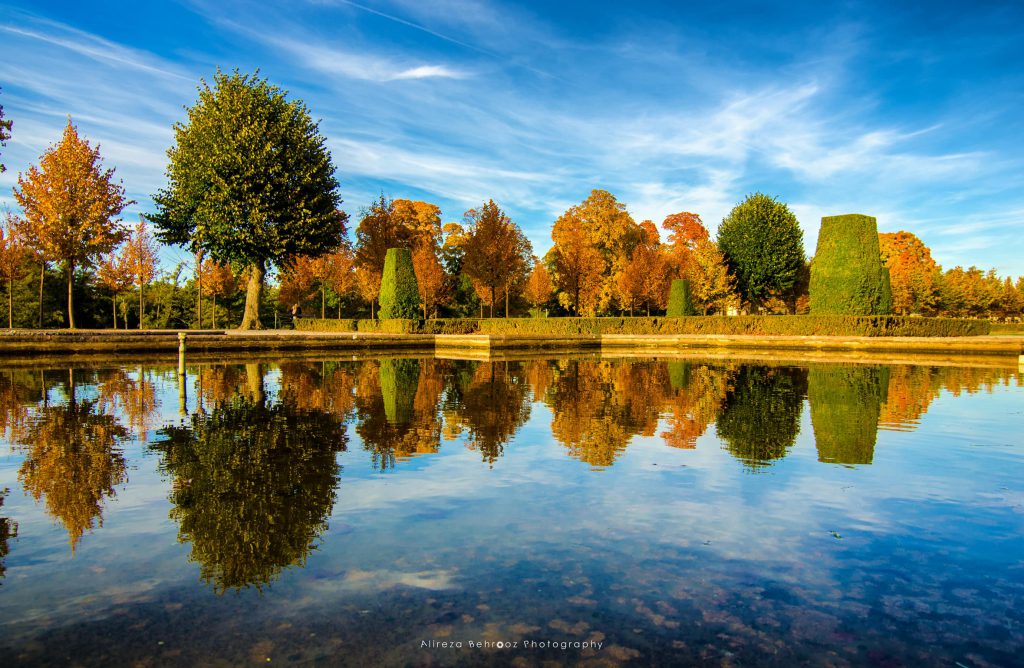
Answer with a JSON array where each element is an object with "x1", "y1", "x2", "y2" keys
[
  {"x1": 378, "y1": 248, "x2": 420, "y2": 319},
  {"x1": 296, "y1": 315, "x2": 990, "y2": 337},
  {"x1": 666, "y1": 279, "x2": 696, "y2": 316},
  {"x1": 476, "y1": 315, "x2": 988, "y2": 337},
  {"x1": 810, "y1": 214, "x2": 892, "y2": 315}
]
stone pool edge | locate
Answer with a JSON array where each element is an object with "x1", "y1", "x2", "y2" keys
[{"x1": 0, "y1": 330, "x2": 1021, "y2": 360}]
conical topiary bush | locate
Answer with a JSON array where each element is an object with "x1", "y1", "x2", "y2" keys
[{"x1": 378, "y1": 247, "x2": 420, "y2": 319}]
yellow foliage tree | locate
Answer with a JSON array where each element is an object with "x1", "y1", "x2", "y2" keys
[
  {"x1": 690, "y1": 240, "x2": 739, "y2": 315},
  {"x1": 13, "y1": 119, "x2": 131, "y2": 328},
  {"x1": 201, "y1": 259, "x2": 237, "y2": 328},
  {"x1": 125, "y1": 215, "x2": 159, "y2": 329},
  {"x1": 95, "y1": 245, "x2": 133, "y2": 329},
  {"x1": 523, "y1": 261, "x2": 553, "y2": 310},
  {"x1": 0, "y1": 213, "x2": 31, "y2": 329},
  {"x1": 550, "y1": 209, "x2": 605, "y2": 315},
  {"x1": 412, "y1": 244, "x2": 446, "y2": 319}
]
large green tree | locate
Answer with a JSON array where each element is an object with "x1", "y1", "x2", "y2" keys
[
  {"x1": 716, "y1": 193, "x2": 806, "y2": 313},
  {"x1": 152, "y1": 70, "x2": 346, "y2": 329},
  {"x1": 0, "y1": 87, "x2": 12, "y2": 173}
]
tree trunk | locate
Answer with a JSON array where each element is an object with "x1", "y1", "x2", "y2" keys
[
  {"x1": 321, "y1": 285, "x2": 326, "y2": 319},
  {"x1": 122, "y1": 300, "x2": 128, "y2": 329},
  {"x1": 196, "y1": 253, "x2": 203, "y2": 329},
  {"x1": 112, "y1": 294, "x2": 117, "y2": 329},
  {"x1": 369, "y1": 299, "x2": 374, "y2": 320},
  {"x1": 505, "y1": 286, "x2": 510, "y2": 318},
  {"x1": 245, "y1": 363, "x2": 265, "y2": 404},
  {"x1": 138, "y1": 283, "x2": 144, "y2": 330},
  {"x1": 38, "y1": 262, "x2": 45, "y2": 328},
  {"x1": 8, "y1": 276, "x2": 13, "y2": 329},
  {"x1": 212, "y1": 294, "x2": 217, "y2": 329},
  {"x1": 66, "y1": 259, "x2": 76, "y2": 329},
  {"x1": 337, "y1": 302, "x2": 342, "y2": 319},
  {"x1": 239, "y1": 260, "x2": 265, "y2": 330},
  {"x1": 490, "y1": 286, "x2": 495, "y2": 318}
]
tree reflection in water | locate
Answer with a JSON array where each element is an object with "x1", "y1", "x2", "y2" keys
[
  {"x1": 661, "y1": 362, "x2": 734, "y2": 450},
  {"x1": 444, "y1": 361, "x2": 532, "y2": 464},
  {"x1": 544, "y1": 360, "x2": 667, "y2": 467},
  {"x1": 0, "y1": 488, "x2": 17, "y2": 584},
  {"x1": 717, "y1": 366, "x2": 808, "y2": 470},
  {"x1": 356, "y1": 359, "x2": 446, "y2": 469},
  {"x1": 809, "y1": 364, "x2": 890, "y2": 465},
  {"x1": 16, "y1": 370, "x2": 129, "y2": 552},
  {"x1": 152, "y1": 375, "x2": 347, "y2": 593}
]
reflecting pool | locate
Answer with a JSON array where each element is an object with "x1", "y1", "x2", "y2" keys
[{"x1": 0, "y1": 355, "x2": 1021, "y2": 666}]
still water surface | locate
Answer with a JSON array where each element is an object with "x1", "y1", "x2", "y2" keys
[{"x1": 0, "y1": 354, "x2": 1021, "y2": 666}]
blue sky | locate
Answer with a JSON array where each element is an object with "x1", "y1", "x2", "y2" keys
[{"x1": 1, "y1": 0, "x2": 1022, "y2": 276}]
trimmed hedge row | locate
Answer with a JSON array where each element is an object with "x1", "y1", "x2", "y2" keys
[
  {"x1": 297, "y1": 316, "x2": 990, "y2": 337},
  {"x1": 295, "y1": 318, "x2": 480, "y2": 334}
]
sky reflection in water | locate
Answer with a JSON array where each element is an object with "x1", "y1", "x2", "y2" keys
[{"x1": 0, "y1": 355, "x2": 1021, "y2": 666}]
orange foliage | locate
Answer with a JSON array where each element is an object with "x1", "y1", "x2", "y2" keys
[
  {"x1": 412, "y1": 244, "x2": 446, "y2": 319},
  {"x1": 523, "y1": 261, "x2": 553, "y2": 308},
  {"x1": 0, "y1": 213, "x2": 31, "y2": 328},
  {"x1": 13, "y1": 119, "x2": 131, "y2": 328},
  {"x1": 879, "y1": 231, "x2": 940, "y2": 315},
  {"x1": 550, "y1": 210, "x2": 604, "y2": 315}
]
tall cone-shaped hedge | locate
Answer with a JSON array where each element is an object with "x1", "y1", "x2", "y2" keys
[
  {"x1": 809, "y1": 214, "x2": 892, "y2": 314},
  {"x1": 666, "y1": 279, "x2": 696, "y2": 316},
  {"x1": 378, "y1": 247, "x2": 420, "y2": 319}
]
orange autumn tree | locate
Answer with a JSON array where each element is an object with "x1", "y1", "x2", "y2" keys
[
  {"x1": 523, "y1": 260, "x2": 553, "y2": 311},
  {"x1": 551, "y1": 190, "x2": 642, "y2": 313},
  {"x1": 125, "y1": 215, "x2": 159, "y2": 329},
  {"x1": 412, "y1": 244, "x2": 446, "y2": 319},
  {"x1": 323, "y1": 246, "x2": 356, "y2": 318},
  {"x1": 96, "y1": 246, "x2": 133, "y2": 329},
  {"x1": 393, "y1": 199, "x2": 442, "y2": 248},
  {"x1": 355, "y1": 265, "x2": 382, "y2": 319},
  {"x1": 277, "y1": 255, "x2": 318, "y2": 313},
  {"x1": 690, "y1": 240, "x2": 739, "y2": 315},
  {"x1": 878, "y1": 231, "x2": 940, "y2": 315},
  {"x1": 13, "y1": 119, "x2": 130, "y2": 328},
  {"x1": 201, "y1": 258, "x2": 236, "y2": 328},
  {"x1": 549, "y1": 208, "x2": 605, "y2": 315},
  {"x1": 663, "y1": 211, "x2": 737, "y2": 314},
  {"x1": 0, "y1": 213, "x2": 31, "y2": 329},
  {"x1": 462, "y1": 200, "x2": 532, "y2": 317},
  {"x1": 662, "y1": 211, "x2": 709, "y2": 279},
  {"x1": 617, "y1": 220, "x2": 672, "y2": 315}
]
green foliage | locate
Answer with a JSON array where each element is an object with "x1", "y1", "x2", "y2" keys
[
  {"x1": 717, "y1": 193, "x2": 806, "y2": 311},
  {"x1": 473, "y1": 315, "x2": 989, "y2": 337},
  {"x1": 296, "y1": 315, "x2": 989, "y2": 337},
  {"x1": 666, "y1": 279, "x2": 696, "y2": 316},
  {"x1": 810, "y1": 214, "x2": 892, "y2": 315},
  {"x1": 0, "y1": 87, "x2": 11, "y2": 174},
  {"x1": 718, "y1": 366, "x2": 808, "y2": 470},
  {"x1": 808, "y1": 364, "x2": 889, "y2": 465},
  {"x1": 295, "y1": 317, "x2": 480, "y2": 334},
  {"x1": 152, "y1": 390, "x2": 345, "y2": 593},
  {"x1": 152, "y1": 70, "x2": 346, "y2": 328},
  {"x1": 378, "y1": 248, "x2": 420, "y2": 319}
]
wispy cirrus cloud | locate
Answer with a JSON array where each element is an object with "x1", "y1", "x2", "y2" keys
[{"x1": 1, "y1": 0, "x2": 1022, "y2": 276}]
